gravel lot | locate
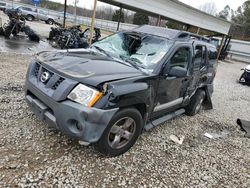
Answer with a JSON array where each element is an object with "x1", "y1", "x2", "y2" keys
[{"x1": 0, "y1": 52, "x2": 250, "y2": 187}]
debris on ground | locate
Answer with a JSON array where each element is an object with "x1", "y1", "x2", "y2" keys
[
  {"x1": 204, "y1": 130, "x2": 230, "y2": 139},
  {"x1": 169, "y1": 134, "x2": 185, "y2": 145},
  {"x1": 48, "y1": 25, "x2": 101, "y2": 49},
  {"x1": 237, "y1": 119, "x2": 250, "y2": 138}
]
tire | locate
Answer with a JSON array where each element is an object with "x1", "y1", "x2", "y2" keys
[
  {"x1": 26, "y1": 15, "x2": 34, "y2": 21},
  {"x1": 4, "y1": 25, "x2": 12, "y2": 38},
  {"x1": 0, "y1": 27, "x2": 4, "y2": 36},
  {"x1": 47, "y1": 19, "x2": 54, "y2": 25},
  {"x1": 185, "y1": 90, "x2": 206, "y2": 116},
  {"x1": 95, "y1": 108, "x2": 143, "y2": 157}
]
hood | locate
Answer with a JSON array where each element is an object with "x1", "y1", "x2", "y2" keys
[{"x1": 37, "y1": 50, "x2": 144, "y2": 86}]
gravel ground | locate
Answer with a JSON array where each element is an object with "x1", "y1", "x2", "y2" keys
[{"x1": 0, "y1": 52, "x2": 250, "y2": 187}]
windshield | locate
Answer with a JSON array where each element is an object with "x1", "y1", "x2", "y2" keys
[{"x1": 92, "y1": 32, "x2": 173, "y2": 70}]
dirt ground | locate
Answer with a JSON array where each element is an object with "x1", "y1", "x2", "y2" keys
[{"x1": 0, "y1": 52, "x2": 250, "y2": 187}]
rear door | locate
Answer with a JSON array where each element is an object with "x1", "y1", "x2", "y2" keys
[{"x1": 38, "y1": 9, "x2": 47, "y2": 20}]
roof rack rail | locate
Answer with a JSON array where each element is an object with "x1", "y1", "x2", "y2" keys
[{"x1": 176, "y1": 32, "x2": 211, "y2": 43}]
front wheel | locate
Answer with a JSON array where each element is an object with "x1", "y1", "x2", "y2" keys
[
  {"x1": 185, "y1": 90, "x2": 206, "y2": 116},
  {"x1": 95, "y1": 108, "x2": 143, "y2": 157}
]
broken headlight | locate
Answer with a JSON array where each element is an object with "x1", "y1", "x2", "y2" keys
[{"x1": 67, "y1": 84, "x2": 103, "y2": 107}]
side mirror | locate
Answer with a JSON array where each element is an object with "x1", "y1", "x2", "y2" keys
[{"x1": 167, "y1": 66, "x2": 187, "y2": 78}]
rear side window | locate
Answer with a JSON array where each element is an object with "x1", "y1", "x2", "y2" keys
[
  {"x1": 169, "y1": 47, "x2": 190, "y2": 69},
  {"x1": 208, "y1": 47, "x2": 217, "y2": 60},
  {"x1": 22, "y1": 7, "x2": 33, "y2": 11},
  {"x1": 194, "y1": 45, "x2": 207, "y2": 68}
]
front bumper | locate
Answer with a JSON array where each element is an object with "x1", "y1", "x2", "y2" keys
[{"x1": 25, "y1": 80, "x2": 118, "y2": 143}]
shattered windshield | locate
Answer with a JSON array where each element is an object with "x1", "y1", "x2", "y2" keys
[{"x1": 92, "y1": 32, "x2": 173, "y2": 70}]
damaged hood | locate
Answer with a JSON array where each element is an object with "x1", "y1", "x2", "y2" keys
[{"x1": 36, "y1": 50, "x2": 144, "y2": 86}]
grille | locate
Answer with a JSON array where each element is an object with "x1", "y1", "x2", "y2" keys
[
  {"x1": 33, "y1": 62, "x2": 65, "y2": 90},
  {"x1": 34, "y1": 63, "x2": 41, "y2": 77},
  {"x1": 52, "y1": 77, "x2": 65, "y2": 90}
]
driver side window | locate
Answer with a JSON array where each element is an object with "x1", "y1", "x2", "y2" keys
[{"x1": 169, "y1": 47, "x2": 190, "y2": 69}]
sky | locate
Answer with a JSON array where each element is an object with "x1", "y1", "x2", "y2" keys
[
  {"x1": 179, "y1": 0, "x2": 246, "y2": 12},
  {"x1": 51, "y1": 0, "x2": 247, "y2": 12}
]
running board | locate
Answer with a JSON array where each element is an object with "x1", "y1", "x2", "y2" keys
[{"x1": 144, "y1": 108, "x2": 185, "y2": 131}]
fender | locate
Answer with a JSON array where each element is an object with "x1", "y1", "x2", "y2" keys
[{"x1": 96, "y1": 79, "x2": 157, "y2": 120}]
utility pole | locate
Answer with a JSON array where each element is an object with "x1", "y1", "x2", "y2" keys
[
  {"x1": 63, "y1": 0, "x2": 67, "y2": 28},
  {"x1": 89, "y1": 0, "x2": 97, "y2": 44},
  {"x1": 116, "y1": 7, "x2": 122, "y2": 31},
  {"x1": 74, "y1": 0, "x2": 79, "y2": 24}
]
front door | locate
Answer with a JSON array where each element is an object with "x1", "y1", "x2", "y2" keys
[{"x1": 153, "y1": 46, "x2": 191, "y2": 116}]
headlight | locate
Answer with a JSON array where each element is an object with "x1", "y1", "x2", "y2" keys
[{"x1": 67, "y1": 84, "x2": 103, "y2": 107}]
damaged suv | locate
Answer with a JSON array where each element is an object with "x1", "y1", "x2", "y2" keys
[{"x1": 25, "y1": 25, "x2": 218, "y2": 156}]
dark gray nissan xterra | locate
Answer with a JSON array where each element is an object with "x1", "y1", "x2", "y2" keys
[{"x1": 25, "y1": 25, "x2": 218, "y2": 156}]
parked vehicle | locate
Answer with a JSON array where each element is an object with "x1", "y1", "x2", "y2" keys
[
  {"x1": 1, "y1": 8, "x2": 40, "y2": 42},
  {"x1": 239, "y1": 65, "x2": 250, "y2": 86},
  {"x1": 0, "y1": 1, "x2": 6, "y2": 12},
  {"x1": 25, "y1": 25, "x2": 218, "y2": 156},
  {"x1": 14, "y1": 6, "x2": 55, "y2": 24}
]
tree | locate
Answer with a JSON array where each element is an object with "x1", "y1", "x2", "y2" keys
[
  {"x1": 112, "y1": 9, "x2": 125, "y2": 23},
  {"x1": 133, "y1": 12, "x2": 149, "y2": 25},
  {"x1": 166, "y1": 20, "x2": 184, "y2": 30},
  {"x1": 229, "y1": 1, "x2": 250, "y2": 40},
  {"x1": 218, "y1": 5, "x2": 231, "y2": 20},
  {"x1": 199, "y1": 2, "x2": 217, "y2": 16}
]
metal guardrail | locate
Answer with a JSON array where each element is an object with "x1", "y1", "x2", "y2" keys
[
  {"x1": 1, "y1": 0, "x2": 138, "y2": 32},
  {"x1": 228, "y1": 39, "x2": 250, "y2": 63}
]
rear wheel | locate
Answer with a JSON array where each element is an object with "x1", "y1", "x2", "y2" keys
[
  {"x1": 95, "y1": 108, "x2": 143, "y2": 157},
  {"x1": 185, "y1": 90, "x2": 206, "y2": 116},
  {"x1": 46, "y1": 19, "x2": 54, "y2": 25}
]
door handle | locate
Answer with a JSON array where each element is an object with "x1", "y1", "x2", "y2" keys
[{"x1": 166, "y1": 76, "x2": 176, "y2": 80}]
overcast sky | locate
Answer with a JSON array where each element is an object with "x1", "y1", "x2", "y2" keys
[
  {"x1": 51, "y1": 0, "x2": 247, "y2": 12},
  {"x1": 179, "y1": 0, "x2": 246, "y2": 11}
]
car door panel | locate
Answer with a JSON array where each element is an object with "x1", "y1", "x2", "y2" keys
[{"x1": 152, "y1": 46, "x2": 192, "y2": 117}]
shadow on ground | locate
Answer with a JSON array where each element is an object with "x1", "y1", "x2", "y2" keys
[{"x1": 0, "y1": 35, "x2": 54, "y2": 54}]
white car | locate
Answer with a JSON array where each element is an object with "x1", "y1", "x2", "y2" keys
[{"x1": 0, "y1": 1, "x2": 6, "y2": 12}]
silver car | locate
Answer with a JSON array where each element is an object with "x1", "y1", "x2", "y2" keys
[{"x1": 16, "y1": 6, "x2": 55, "y2": 25}]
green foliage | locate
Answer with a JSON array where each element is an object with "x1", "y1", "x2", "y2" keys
[
  {"x1": 112, "y1": 9, "x2": 125, "y2": 23},
  {"x1": 228, "y1": 1, "x2": 250, "y2": 40},
  {"x1": 133, "y1": 12, "x2": 149, "y2": 25},
  {"x1": 40, "y1": 0, "x2": 64, "y2": 10},
  {"x1": 218, "y1": 5, "x2": 231, "y2": 20},
  {"x1": 166, "y1": 20, "x2": 184, "y2": 30}
]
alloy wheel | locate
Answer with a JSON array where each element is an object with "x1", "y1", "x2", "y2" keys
[{"x1": 108, "y1": 117, "x2": 136, "y2": 149}]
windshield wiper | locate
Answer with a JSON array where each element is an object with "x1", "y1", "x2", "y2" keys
[{"x1": 92, "y1": 45, "x2": 113, "y2": 59}]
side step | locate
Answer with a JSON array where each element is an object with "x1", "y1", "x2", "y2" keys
[{"x1": 144, "y1": 108, "x2": 185, "y2": 131}]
